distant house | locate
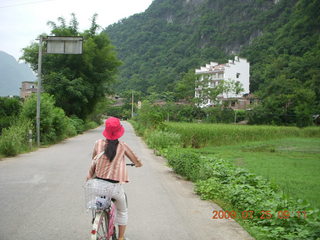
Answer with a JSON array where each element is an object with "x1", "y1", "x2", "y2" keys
[
  {"x1": 195, "y1": 56, "x2": 250, "y2": 109},
  {"x1": 20, "y1": 81, "x2": 37, "y2": 99}
]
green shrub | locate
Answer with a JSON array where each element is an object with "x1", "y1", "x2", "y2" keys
[
  {"x1": 84, "y1": 121, "x2": 99, "y2": 130},
  {"x1": 106, "y1": 105, "x2": 125, "y2": 119},
  {"x1": 162, "y1": 103, "x2": 205, "y2": 122},
  {"x1": 204, "y1": 107, "x2": 235, "y2": 123},
  {"x1": 163, "y1": 148, "x2": 203, "y2": 181},
  {"x1": 195, "y1": 178, "x2": 228, "y2": 200},
  {"x1": 0, "y1": 116, "x2": 18, "y2": 134},
  {"x1": 69, "y1": 115, "x2": 85, "y2": 134},
  {"x1": 0, "y1": 118, "x2": 32, "y2": 156},
  {"x1": 163, "y1": 148, "x2": 228, "y2": 182},
  {"x1": 20, "y1": 93, "x2": 75, "y2": 144},
  {"x1": 134, "y1": 101, "x2": 165, "y2": 132},
  {"x1": 235, "y1": 109, "x2": 246, "y2": 122},
  {"x1": 0, "y1": 97, "x2": 22, "y2": 133}
]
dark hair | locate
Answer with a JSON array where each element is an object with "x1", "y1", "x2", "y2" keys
[{"x1": 104, "y1": 139, "x2": 119, "y2": 161}]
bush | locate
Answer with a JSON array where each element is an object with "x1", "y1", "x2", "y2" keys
[
  {"x1": 69, "y1": 115, "x2": 85, "y2": 134},
  {"x1": 106, "y1": 105, "x2": 125, "y2": 119},
  {"x1": 163, "y1": 147, "x2": 225, "y2": 182},
  {"x1": 20, "y1": 93, "x2": 76, "y2": 144},
  {"x1": 0, "y1": 97, "x2": 22, "y2": 133},
  {"x1": 0, "y1": 118, "x2": 33, "y2": 156},
  {"x1": 84, "y1": 121, "x2": 99, "y2": 130},
  {"x1": 162, "y1": 103, "x2": 205, "y2": 122},
  {"x1": 204, "y1": 106, "x2": 235, "y2": 123},
  {"x1": 134, "y1": 101, "x2": 165, "y2": 131},
  {"x1": 0, "y1": 116, "x2": 18, "y2": 134},
  {"x1": 235, "y1": 109, "x2": 246, "y2": 122}
]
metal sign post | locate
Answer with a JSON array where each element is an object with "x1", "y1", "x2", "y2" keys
[
  {"x1": 36, "y1": 36, "x2": 83, "y2": 147},
  {"x1": 131, "y1": 91, "x2": 134, "y2": 118},
  {"x1": 36, "y1": 36, "x2": 43, "y2": 147}
]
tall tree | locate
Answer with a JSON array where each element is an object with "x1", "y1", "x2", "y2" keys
[{"x1": 21, "y1": 14, "x2": 121, "y2": 119}]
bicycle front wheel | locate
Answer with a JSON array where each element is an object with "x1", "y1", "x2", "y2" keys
[{"x1": 91, "y1": 211, "x2": 108, "y2": 240}]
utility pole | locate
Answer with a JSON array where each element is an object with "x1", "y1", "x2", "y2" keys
[
  {"x1": 131, "y1": 90, "x2": 134, "y2": 118},
  {"x1": 36, "y1": 36, "x2": 43, "y2": 147}
]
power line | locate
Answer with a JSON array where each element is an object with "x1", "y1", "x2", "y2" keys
[{"x1": 0, "y1": 0, "x2": 56, "y2": 9}]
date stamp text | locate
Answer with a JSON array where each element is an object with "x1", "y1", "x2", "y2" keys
[{"x1": 212, "y1": 210, "x2": 307, "y2": 220}]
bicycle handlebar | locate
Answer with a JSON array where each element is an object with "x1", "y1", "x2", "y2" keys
[{"x1": 126, "y1": 163, "x2": 135, "y2": 166}]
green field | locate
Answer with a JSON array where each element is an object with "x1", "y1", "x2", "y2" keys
[
  {"x1": 165, "y1": 122, "x2": 320, "y2": 148},
  {"x1": 164, "y1": 122, "x2": 320, "y2": 209},
  {"x1": 193, "y1": 137, "x2": 320, "y2": 209}
]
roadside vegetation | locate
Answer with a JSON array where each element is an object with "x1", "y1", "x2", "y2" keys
[
  {"x1": 1, "y1": 14, "x2": 119, "y2": 158},
  {"x1": 0, "y1": 94, "x2": 99, "y2": 157},
  {"x1": 130, "y1": 103, "x2": 320, "y2": 240}
]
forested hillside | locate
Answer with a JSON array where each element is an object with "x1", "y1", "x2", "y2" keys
[
  {"x1": 105, "y1": 0, "x2": 319, "y2": 125},
  {"x1": 104, "y1": 0, "x2": 292, "y2": 93}
]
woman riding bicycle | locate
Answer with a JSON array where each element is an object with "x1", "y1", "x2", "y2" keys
[{"x1": 86, "y1": 117, "x2": 143, "y2": 240}]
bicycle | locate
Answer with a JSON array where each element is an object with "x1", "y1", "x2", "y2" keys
[{"x1": 85, "y1": 163, "x2": 135, "y2": 240}]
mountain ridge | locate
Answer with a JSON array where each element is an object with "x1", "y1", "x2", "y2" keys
[{"x1": 0, "y1": 51, "x2": 36, "y2": 97}]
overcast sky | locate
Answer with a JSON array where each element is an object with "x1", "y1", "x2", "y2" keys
[{"x1": 0, "y1": 0, "x2": 154, "y2": 61}]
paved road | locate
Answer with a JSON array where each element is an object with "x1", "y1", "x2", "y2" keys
[{"x1": 0, "y1": 121, "x2": 253, "y2": 240}]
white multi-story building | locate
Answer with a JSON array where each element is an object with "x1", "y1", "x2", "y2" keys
[{"x1": 195, "y1": 56, "x2": 250, "y2": 108}]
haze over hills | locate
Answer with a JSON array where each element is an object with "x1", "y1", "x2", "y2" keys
[{"x1": 0, "y1": 51, "x2": 36, "y2": 97}]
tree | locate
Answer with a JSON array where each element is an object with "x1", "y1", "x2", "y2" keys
[
  {"x1": 21, "y1": 14, "x2": 121, "y2": 119},
  {"x1": 248, "y1": 75, "x2": 316, "y2": 126},
  {"x1": 174, "y1": 69, "x2": 197, "y2": 102},
  {"x1": 196, "y1": 76, "x2": 244, "y2": 106}
]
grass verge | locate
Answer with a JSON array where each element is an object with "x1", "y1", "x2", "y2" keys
[{"x1": 195, "y1": 137, "x2": 320, "y2": 209}]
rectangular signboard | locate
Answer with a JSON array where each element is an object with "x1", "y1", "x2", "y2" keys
[{"x1": 46, "y1": 36, "x2": 83, "y2": 54}]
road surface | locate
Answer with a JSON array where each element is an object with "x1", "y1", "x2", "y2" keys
[{"x1": 0, "y1": 121, "x2": 253, "y2": 240}]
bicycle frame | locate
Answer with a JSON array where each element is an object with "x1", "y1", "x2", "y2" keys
[
  {"x1": 87, "y1": 164, "x2": 135, "y2": 240},
  {"x1": 91, "y1": 201, "x2": 117, "y2": 240}
]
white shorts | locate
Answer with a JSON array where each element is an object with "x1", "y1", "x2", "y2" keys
[{"x1": 111, "y1": 184, "x2": 128, "y2": 225}]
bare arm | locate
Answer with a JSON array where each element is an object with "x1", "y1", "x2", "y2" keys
[
  {"x1": 86, "y1": 141, "x2": 98, "y2": 180},
  {"x1": 123, "y1": 142, "x2": 143, "y2": 167},
  {"x1": 86, "y1": 161, "x2": 96, "y2": 180}
]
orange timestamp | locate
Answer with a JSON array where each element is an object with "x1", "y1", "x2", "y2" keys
[{"x1": 212, "y1": 210, "x2": 307, "y2": 220}]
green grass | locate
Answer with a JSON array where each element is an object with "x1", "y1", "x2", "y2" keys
[
  {"x1": 194, "y1": 137, "x2": 320, "y2": 209},
  {"x1": 165, "y1": 122, "x2": 320, "y2": 148}
]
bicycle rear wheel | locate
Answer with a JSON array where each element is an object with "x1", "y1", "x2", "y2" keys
[
  {"x1": 91, "y1": 211, "x2": 108, "y2": 240},
  {"x1": 107, "y1": 203, "x2": 117, "y2": 240},
  {"x1": 111, "y1": 226, "x2": 117, "y2": 240}
]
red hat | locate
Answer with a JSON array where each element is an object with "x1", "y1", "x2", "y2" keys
[{"x1": 102, "y1": 117, "x2": 125, "y2": 140}]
